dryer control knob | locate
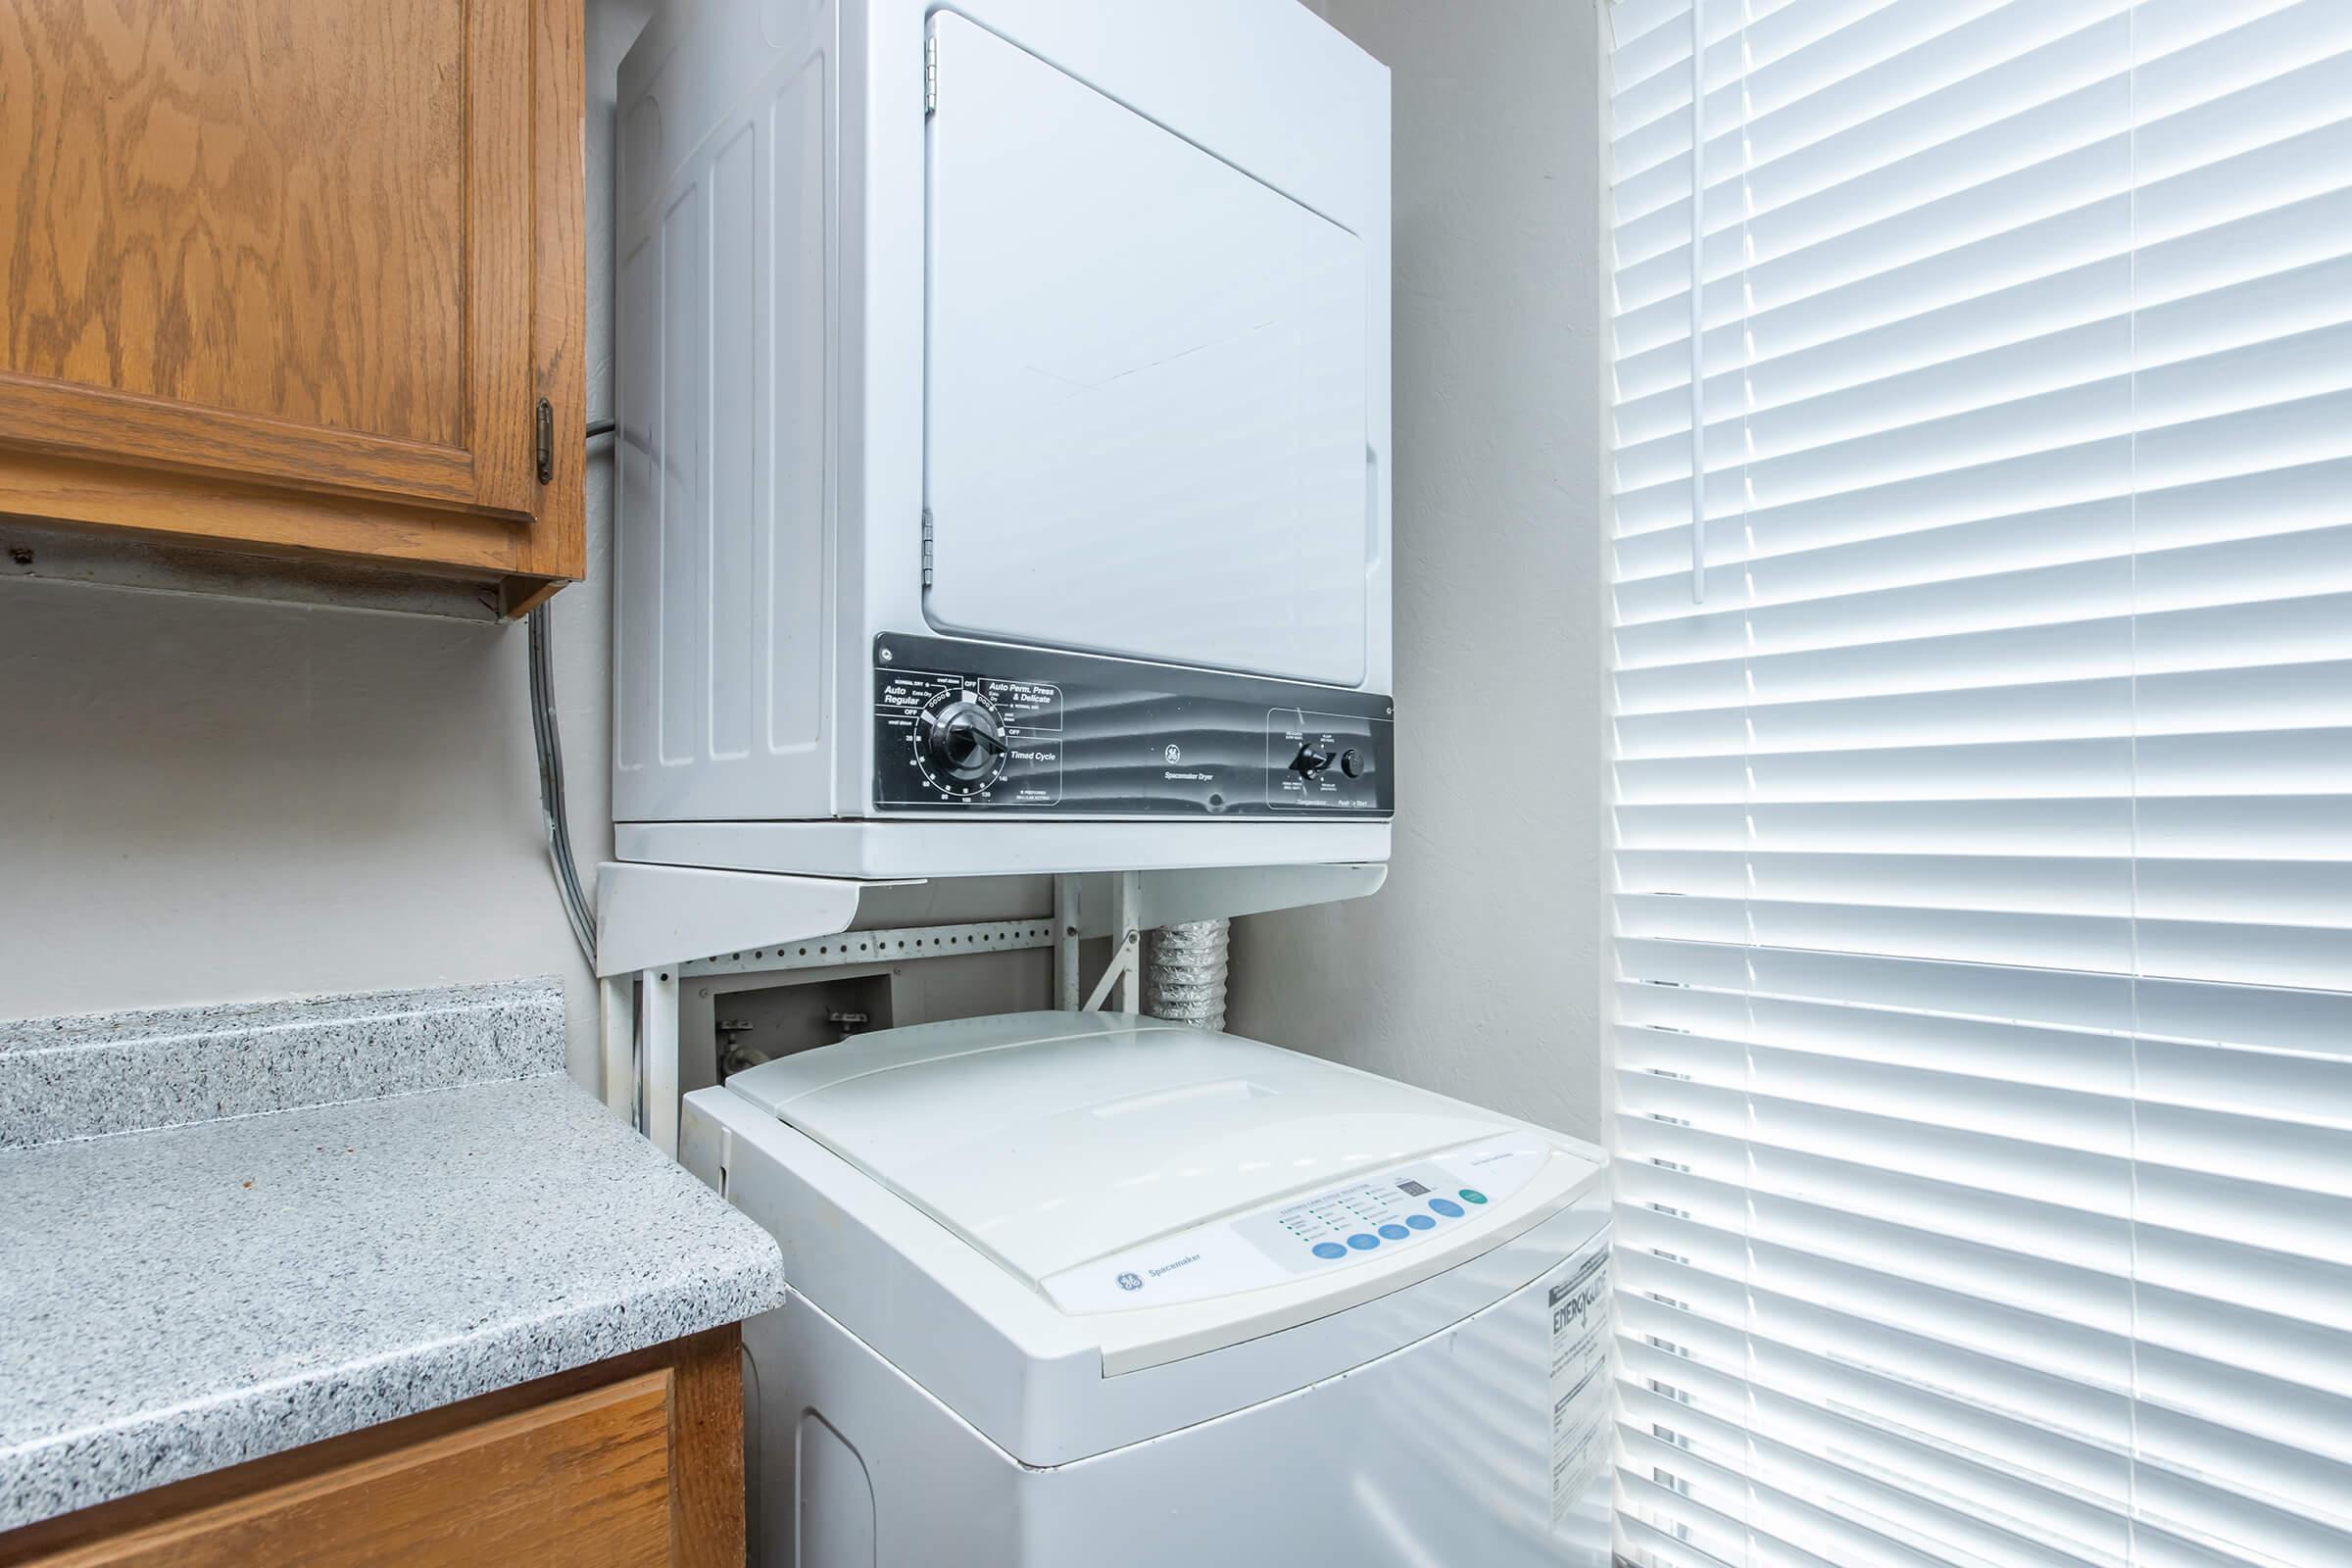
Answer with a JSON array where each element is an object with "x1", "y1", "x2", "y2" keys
[{"x1": 921, "y1": 694, "x2": 1008, "y2": 788}]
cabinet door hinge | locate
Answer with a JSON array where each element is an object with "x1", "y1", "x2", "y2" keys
[
  {"x1": 920, "y1": 508, "x2": 935, "y2": 588},
  {"x1": 924, "y1": 33, "x2": 938, "y2": 115},
  {"x1": 534, "y1": 398, "x2": 555, "y2": 484}
]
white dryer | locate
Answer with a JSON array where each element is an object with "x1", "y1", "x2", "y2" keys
[
  {"x1": 680, "y1": 1013, "x2": 1613, "y2": 1567},
  {"x1": 614, "y1": 0, "x2": 1394, "y2": 880}
]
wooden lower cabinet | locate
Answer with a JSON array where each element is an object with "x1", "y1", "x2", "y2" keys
[{"x1": 0, "y1": 1327, "x2": 743, "y2": 1568}]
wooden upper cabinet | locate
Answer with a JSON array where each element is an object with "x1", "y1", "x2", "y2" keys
[{"x1": 0, "y1": 0, "x2": 584, "y2": 615}]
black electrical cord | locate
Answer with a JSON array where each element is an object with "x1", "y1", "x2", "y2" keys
[
  {"x1": 528, "y1": 600, "x2": 597, "y2": 965},
  {"x1": 526, "y1": 417, "x2": 613, "y2": 970}
]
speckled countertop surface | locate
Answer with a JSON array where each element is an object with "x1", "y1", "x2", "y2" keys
[{"x1": 0, "y1": 982, "x2": 786, "y2": 1531}]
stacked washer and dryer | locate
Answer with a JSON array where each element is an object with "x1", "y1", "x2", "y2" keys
[{"x1": 614, "y1": 1, "x2": 1610, "y2": 1562}]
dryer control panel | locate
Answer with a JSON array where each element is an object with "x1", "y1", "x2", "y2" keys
[{"x1": 872, "y1": 635, "x2": 1394, "y2": 816}]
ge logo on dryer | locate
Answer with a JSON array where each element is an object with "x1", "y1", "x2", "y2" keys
[
  {"x1": 1115, "y1": 1271, "x2": 1145, "y2": 1292},
  {"x1": 1162, "y1": 745, "x2": 1182, "y2": 764}
]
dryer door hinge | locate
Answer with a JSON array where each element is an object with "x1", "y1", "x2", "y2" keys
[
  {"x1": 920, "y1": 508, "x2": 935, "y2": 587},
  {"x1": 924, "y1": 34, "x2": 938, "y2": 115}
]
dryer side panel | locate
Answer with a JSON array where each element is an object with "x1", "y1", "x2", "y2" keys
[{"x1": 615, "y1": 1, "x2": 839, "y2": 824}]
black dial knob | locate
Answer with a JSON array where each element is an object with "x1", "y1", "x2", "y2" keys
[{"x1": 917, "y1": 691, "x2": 1008, "y2": 793}]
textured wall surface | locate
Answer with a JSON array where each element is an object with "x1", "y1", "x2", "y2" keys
[
  {"x1": 0, "y1": 1, "x2": 656, "y2": 1086},
  {"x1": 1233, "y1": 0, "x2": 1606, "y2": 1140}
]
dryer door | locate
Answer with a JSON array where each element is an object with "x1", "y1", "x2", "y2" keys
[{"x1": 922, "y1": 13, "x2": 1372, "y2": 688}]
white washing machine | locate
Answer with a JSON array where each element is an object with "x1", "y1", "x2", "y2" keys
[
  {"x1": 613, "y1": 0, "x2": 1394, "y2": 880},
  {"x1": 679, "y1": 1012, "x2": 1613, "y2": 1567}
]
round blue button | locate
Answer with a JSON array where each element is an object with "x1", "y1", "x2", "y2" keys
[
  {"x1": 1405, "y1": 1213, "x2": 1436, "y2": 1230},
  {"x1": 1347, "y1": 1232, "x2": 1381, "y2": 1250},
  {"x1": 1429, "y1": 1198, "x2": 1463, "y2": 1217},
  {"x1": 1378, "y1": 1223, "x2": 1410, "y2": 1240},
  {"x1": 1459, "y1": 1188, "x2": 1488, "y2": 1205},
  {"x1": 1311, "y1": 1241, "x2": 1348, "y2": 1260}
]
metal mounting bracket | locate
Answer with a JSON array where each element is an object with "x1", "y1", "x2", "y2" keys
[
  {"x1": 1069, "y1": 869, "x2": 1144, "y2": 1012},
  {"x1": 1065, "y1": 862, "x2": 1386, "y2": 938},
  {"x1": 593, "y1": 860, "x2": 921, "y2": 979},
  {"x1": 596, "y1": 858, "x2": 1389, "y2": 1153},
  {"x1": 681, "y1": 917, "x2": 1056, "y2": 979},
  {"x1": 1081, "y1": 929, "x2": 1140, "y2": 1012}
]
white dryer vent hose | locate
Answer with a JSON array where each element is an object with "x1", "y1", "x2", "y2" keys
[{"x1": 1144, "y1": 918, "x2": 1229, "y2": 1031}]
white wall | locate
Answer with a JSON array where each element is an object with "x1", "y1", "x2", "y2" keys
[
  {"x1": 1232, "y1": 0, "x2": 1606, "y2": 1141},
  {"x1": 0, "y1": 0, "x2": 1603, "y2": 1120},
  {"x1": 0, "y1": 2, "x2": 654, "y2": 1087}
]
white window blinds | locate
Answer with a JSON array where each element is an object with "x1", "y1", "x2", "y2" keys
[{"x1": 1605, "y1": 2, "x2": 2352, "y2": 1566}]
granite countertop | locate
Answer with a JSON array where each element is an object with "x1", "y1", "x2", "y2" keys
[{"x1": 0, "y1": 980, "x2": 787, "y2": 1532}]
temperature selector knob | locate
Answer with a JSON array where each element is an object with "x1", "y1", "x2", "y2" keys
[{"x1": 916, "y1": 689, "x2": 1009, "y2": 796}]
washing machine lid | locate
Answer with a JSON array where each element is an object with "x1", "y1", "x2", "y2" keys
[{"x1": 720, "y1": 1012, "x2": 1513, "y2": 1290}]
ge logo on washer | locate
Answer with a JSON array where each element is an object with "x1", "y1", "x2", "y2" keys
[{"x1": 1116, "y1": 1271, "x2": 1145, "y2": 1292}]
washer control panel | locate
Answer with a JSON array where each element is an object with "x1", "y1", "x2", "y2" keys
[
  {"x1": 1229, "y1": 1136, "x2": 1541, "y2": 1274},
  {"x1": 1040, "y1": 1133, "x2": 1554, "y2": 1316},
  {"x1": 872, "y1": 635, "x2": 1393, "y2": 816}
]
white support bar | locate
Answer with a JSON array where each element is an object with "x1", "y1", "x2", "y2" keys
[
  {"x1": 615, "y1": 819, "x2": 1390, "y2": 880},
  {"x1": 598, "y1": 973, "x2": 635, "y2": 1123},
  {"x1": 1053, "y1": 874, "x2": 1083, "y2": 1009},
  {"x1": 641, "y1": 967, "x2": 681, "y2": 1156},
  {"x1": 602, "y1": 859, "x2": 1384, "y2": 978},
  {"x1": 1108, "y1": 869, "x2": 1143, "y2": 1013}
]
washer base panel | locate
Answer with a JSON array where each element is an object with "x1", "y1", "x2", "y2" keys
[{"x1": 749, "y1": 1251, "x2": 1612, "y2": 1568}]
